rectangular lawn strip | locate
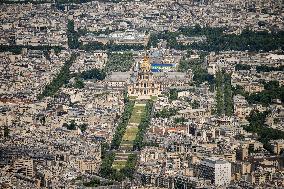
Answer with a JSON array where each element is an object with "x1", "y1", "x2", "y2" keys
[
  {"x1": 120, "y1": 144, "x2": 133, "y2": 148},
  {"x1": 115, "y1": 152, "x2": 133, "y2": 156},
  {"x1": 132, "y1": 101, "x2": 153, "y2": 151},
  {"x1": 112, "y1": 160, "x2": 127, "y2": 170},
  {"x1": 110, "y1": 101, "x2": 134, "y2": 150},
  {"x1": 129, "y1": 96, "x2": 138, "y2": 100},
  {"x1": 120, "y1": 144, "x2": 134, "y2": 149},
  {"x1": 112, "y1": 103, "x2": 147, "y2": 170},
  {"x1": 128, "y1": 105, "x2": 146, "y2": 124},
  {"x1": 122, "y1": 127, "x2": 139, "y2": 141},
  {"x1": 120, "y1": 140, "x2": 134, "y2": 145}
]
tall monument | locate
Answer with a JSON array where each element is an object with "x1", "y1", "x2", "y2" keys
[{"x1": 127, "y1": 54, "x2": 161, "y2": 99}]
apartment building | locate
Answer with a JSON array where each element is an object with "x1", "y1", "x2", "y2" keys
[{"x1": 197, "y1": 157, "x2": 231, "y2": 186}]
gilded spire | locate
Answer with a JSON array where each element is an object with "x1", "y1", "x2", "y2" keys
[{"x1": 140, "y1": 53, "x2": 151, "y2": 72}]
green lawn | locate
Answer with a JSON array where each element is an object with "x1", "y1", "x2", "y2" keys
[
  {"x1": 112, "y1": 103, "x2": 147, "y2": 170},
  {"x1": 120, "y1": 143, "x2": 133, "y2": 151},
  {"x1": 123, "y1": 104, "x2": 146, "y2": 142},
  {"x1": 122, "y1": 127, "x2": 139, "y2": 141},
  {"x1": 129, "y1": 96, "x2": 138, "y2": 100},
  {"x1": 112, "y1": 160, "x2": 127, "y2": 170},
  {"x1": 120, "y1": 140, "x2": 134, "y2": 145},
  {"x1": 150, "y1": 96, "x2": 158, "y2": 101},
  {"x1": 128, "y1": 105, "x2": 146, "y2": 124}
]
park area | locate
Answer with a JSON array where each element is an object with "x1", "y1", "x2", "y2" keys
[
  {"x1": 121, "y1": 103, "x2": 146, "y2": 147},
  {"x1": 112, "y1": 103, "x2": 146, "y2": 170}
]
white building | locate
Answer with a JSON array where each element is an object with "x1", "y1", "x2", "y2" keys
[{"x1": 198, "y1": 157, "x2": 231, "y2": 186}]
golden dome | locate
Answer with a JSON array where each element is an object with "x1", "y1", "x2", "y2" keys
[{"x1": 140, "y1": 55, "x2": 151, "y2": 72}]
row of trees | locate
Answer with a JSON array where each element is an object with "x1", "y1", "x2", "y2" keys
[
  {"x1": 99, "y1": 101, "x2": 152, "y2": 181},
  {"x1": 119, "y1": 154, "x2": 138, "y2": 179},
  {"x1": 174, "y1": 117, "x2": 188, "y2": 124},
  {"x1": 62, "y1": 120, "x2": 88, "y2": 132},
  {"x1": 190, "y1": 100, "x2": 200, "y2": 109},
  {"x1": 168, "y1": 89, "x2": 178, "y2": 100},
  {"x1": 233, "y1": 81, "x2": 284, "y2": 106},
  {"x1": 133, "y1": 101, "x2": 153, "y2": 151},
  {"x1": 99, "y1": 152, "x2": 138, "y2": 181},
  {"x1": 214, "y1": 71, "x2": 233, "y2": 116},
  {"x1": 3, "y1": 126, "x2": 9, "y2": 138},
  {"x1": 78, "y1": 28, "x2": 114, "y2": 36},
  {"x1": 67, "y1": 20, "x2": 79, "y2": 49},
  {"x1": 99, "y1": 151, "x2": 116, "y2": 179},
  {"x1": 105, "y1": 52, "x2": 134, "y2": 73},
  {"x1": 147, "y1": 25, "x2": 284, "y2": 52},
  {"x1": 235, "y1": 63, "x2": 251, "y2": 71},
  {"x1": 83, "y1": 177, "x2": 114, "y2": 187},
  {"x1": 110, "y1": 101, "x2": 134, "y2": 149},
  {"x1": 256, "y1": 65, "x2": 284, "y2": 72},
  {"x1": 191, "y1": 29, "x2": 284, "y2": 52},
  {"x1": 178, "y1": 53, "x2": 214, "y2": 85},
  {"x1": 243, "y1": 110, "x2": 284, "y2": 153},
  {"x1": 246, "y1": 81, "x2": 284, "y2": 106},
  {"x1": 223, "y1": 73, "x2": 233, "y2": 116},
  {"x1": 69, "y1": 68, "x2": 106, "y2": 89},
  {"x1": 38, "y1": 53, "x2": 77, "y2": 99},
  {"x1": 178, "y1": 25, "x2": 224, "y2": 37},
  {"x1": 99, "y1": 95, "x2": 140, "y2": 181},
  {"x1": 0, "y1": 45, "x2": 63, "y2": 55},
  {"x1": 71, "y1": 77, "x2": 85, "y2": 89},
  {"x1": 80, "y1": 68, "x2": 106, "y2": 80},
  {"x1": 155, "y1": 108, "x2": 177, "y2": 118},
  {"x1": 148, "y1": 26, "x2": 223, "y2": 49},
  {"x1": 80, "y1": 41, "x2": 145, "y2": 52},
  {"x1": 235, "y1": 64, "x2": 284, "y2": 73}
]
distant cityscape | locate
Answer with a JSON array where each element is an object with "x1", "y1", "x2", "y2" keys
[{"x1": 0, "y1": 0, "x2": 284, "y2": 189}]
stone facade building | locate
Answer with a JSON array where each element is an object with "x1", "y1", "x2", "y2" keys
[
  {"x1": 127, "y1": 55, "x2": 192, "y2": 99},
  {"x1": 128, "y1": 55, "x2": 162, "y2": 99}
]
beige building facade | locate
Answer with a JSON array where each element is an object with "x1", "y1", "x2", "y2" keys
[
  {"x1": 127, "y1": 55, "x2": 191, "y2": 99},
  {"x1": 128, "y1": 55, "x2": 161, "y2": 99}
]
